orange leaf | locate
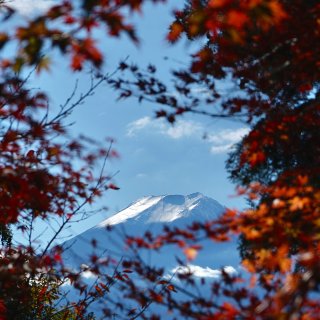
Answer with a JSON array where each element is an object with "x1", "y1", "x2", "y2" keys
[
  {"x1": 268, "y1": 1, "x2": 288, "y2": 23},
  {"x1": 95, "y1": 285, "x2": 103, "y2": 296},
  {"x1": 167, "y1": 22, "x2": 183, "y2": 43},
  {"x1": 209, "y1": 0, "x2": 231, "y2": 8},
  {"x1": 249, "y1": 151, "x2": 265, "y2": 166},
  {"x1": 289, "y1": 196, "x2": 309, "y2": 211},
  {"x1": 71, "y1": 54, "x2": 84, "y2": 71},
  {"x1": 149, "y1": 290, "x2": 163, "y2": 303},
  {"x1": 183, "y1": 245, "x2": 202, "y2": 261},
  {"x1": 227, "y1": 11, "x2": 248, "y2": 29},
  {"x1": 242, "y1": 259, "x2": 256, "y2": 273},
  {"x1": 167, "y1": 284, "x2": 177, "y2": 292}
]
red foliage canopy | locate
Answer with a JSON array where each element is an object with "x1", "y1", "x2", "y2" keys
[{"x1": 0, "y1": 0, "x2": 318, "y2": 318}]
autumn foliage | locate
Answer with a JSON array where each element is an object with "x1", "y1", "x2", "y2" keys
[
  {"x1": 0, "y1": 0, "x2": 319, "y2": 319},
  {"x1": 110, "y1": 0, "x2": 320, "y2": 318}
]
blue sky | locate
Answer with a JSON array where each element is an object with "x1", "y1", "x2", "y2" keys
[{"x1": 10, "y1": 0, "x2": 248, "y2": 241}]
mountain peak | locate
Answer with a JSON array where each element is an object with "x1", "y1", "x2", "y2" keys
[
  {"x1": 98, "y1": 193, "x2": 224, "y2": 228},
  {"x1": 187, "y1": 192, "x2": 203, "y2": 198}
]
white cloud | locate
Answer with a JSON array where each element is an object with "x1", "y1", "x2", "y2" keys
[
  {"x1": 127, "y1": 116, "x2": 152, "y2": 137},
  {"x1": 126, "y1": 116, "x2": 249, "y2": 154},
  {"x1": 9, "y1": 0, "x2": 54, "y2": 16},
  {"x1": 166, "y1": 120, "x2": 202, "y2": 139},
  {"x1": 207, "y1": 128, "x2": 249, "y2": 144},
  {"x1": 207, "y1": 127, "x2": 249, "y2": 154},
  {"x1": 171, "y1": 265, "x2": 236, "y2": 278},
  {"x1": 126, "y1": 116, "x2": 202, "y2": 139},
  {"x1": 210, "y1": 144, "x2": 234, "y2": 154}
]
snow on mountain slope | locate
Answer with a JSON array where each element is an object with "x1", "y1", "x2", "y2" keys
[
  {"x1": 98, "y1": 195, "x2": 163, "y2": 226},
  {"x1": 98, "y1": 192, "x2": 225, "y2": 226}
]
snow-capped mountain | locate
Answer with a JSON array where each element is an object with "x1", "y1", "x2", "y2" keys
[
  {"x1": 62, "y1": 192, "x2": 237, "y2": 269},
  {"x1": 61, "y1": 193, "x2": 240, "y2": 318}
]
